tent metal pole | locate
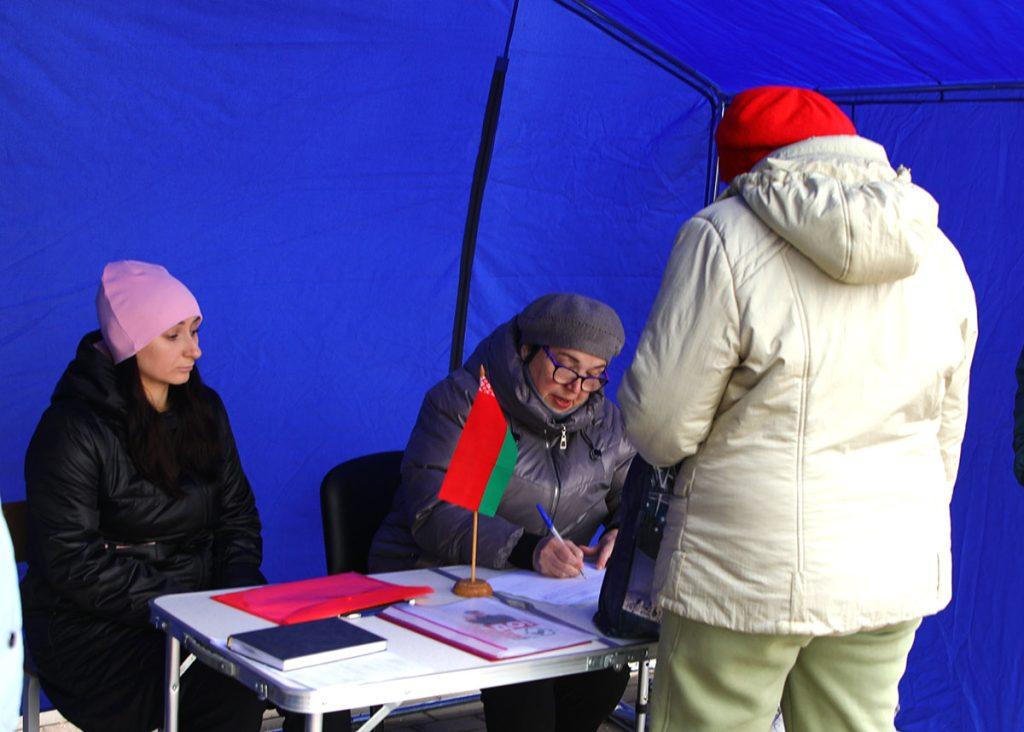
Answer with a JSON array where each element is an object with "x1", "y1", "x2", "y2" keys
[
  {"x1": 819, "y1": 81, "x2": 1024, "y2": 98},
  {"x1": 703, "y1": 99, "x2": 726, "y2": 207},
  {"x1": 826, "y1": 95, "x2": 1024, "y2": 107},
  {"x1": 449, "y1": 0, "x2": 521, "y2": 373},
  {"x1": 822, "y1": 81, "x2": 1024, "y2": 107}
]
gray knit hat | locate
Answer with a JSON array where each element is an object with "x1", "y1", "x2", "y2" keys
[{"x1": 516, "y1": 293, "x2": 625, "y2": 361}]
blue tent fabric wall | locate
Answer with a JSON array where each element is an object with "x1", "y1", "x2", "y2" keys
[
  {"x1": 3, "y1": 1, "x2": 1023, "y2": 728},
  {"x1": 0, "y1": 0, "x2": 513, "y2": 582},
  {"x1": 851, "y1": 102, "x2": 1024, "y2": 731}
]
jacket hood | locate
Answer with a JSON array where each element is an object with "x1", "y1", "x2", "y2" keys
[
  {"x1": 51, "y1": 330, "x2": 127, "y2": 418},
  {"x1": 725, "y1": 135, "x2": 940, "y2": 284},
  {"x1": 463, "y1": 320, "x2": 605, "y2": 436}
]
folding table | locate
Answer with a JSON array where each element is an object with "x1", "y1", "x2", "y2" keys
[{"x1": 150, "y1": 566, "x2": 655, "y2": 732}]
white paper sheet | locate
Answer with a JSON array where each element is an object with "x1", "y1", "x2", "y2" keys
[
  {"x1": 285, "y1": 649, "x2": 432, "y2": 689},
  {"x1": 527, "y1": 600, "x2": 605, "y2": 636},
  {"x1": 487, "y1": 567, "x2": 606, "y2": 607}
]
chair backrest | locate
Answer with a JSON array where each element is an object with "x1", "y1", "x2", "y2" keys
[
  {"x1": 320, "y1": 451, "x2": 403, "y2": 575},
  {"x1": 2, "y1": 500, "x2": 29, "y2": 564}
]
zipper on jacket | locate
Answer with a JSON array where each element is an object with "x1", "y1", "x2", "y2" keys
[
  {"x1": 548, "y1": 428, "x2": 563, "y2": 520},
  {"x1": 559, "y1": 425, "x2": 567, "y2": 451}
]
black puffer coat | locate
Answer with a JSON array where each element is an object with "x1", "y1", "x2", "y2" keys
[
  {"x1": 21, "y1": 332, "x2": 263, "y2": 665},
  {"x1": 369, "y1": 319, "x2": 635, "y2": 571}
]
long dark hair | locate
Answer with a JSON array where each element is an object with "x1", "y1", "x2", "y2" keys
[{"x1": 114, "y1": 357, "x2": 223, "y2": 496}]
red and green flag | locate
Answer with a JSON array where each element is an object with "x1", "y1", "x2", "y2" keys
[{"x1": 438, "y1": 370, "x2": 518, "y2": 517}]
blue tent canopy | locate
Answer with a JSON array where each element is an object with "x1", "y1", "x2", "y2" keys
[
  {"x1": 579, "y1": 0, "x2": 1024, "y2": 91},
  {"x1": 2, "y1": 2, "x2": 1022, "y2": 728}
]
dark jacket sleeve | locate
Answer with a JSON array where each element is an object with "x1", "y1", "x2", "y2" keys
[
  {"x1": 24, "y1": 408, "x2": 184, "y2": 626},
  {"x1": 1015, "y1": 345, "x2": 1024, "y2": 486},
  {"x1": 605, "y1": 450, "x2": 634, "y2": 530},
  {"x1": 601, "y1": 404, "x2": 636, "y2": 530},
  {"x1": 400, "y1": 379, "x2": 524, "y2": 569},
  {"x1": 208, "y1": 392, "x2": 265, "y2": 588}
]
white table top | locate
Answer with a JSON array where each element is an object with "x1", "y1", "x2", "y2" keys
[{"x1": 151, "y1": 566, "x2": 653, "y2": 715}]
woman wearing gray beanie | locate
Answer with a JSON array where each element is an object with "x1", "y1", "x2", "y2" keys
[{"x1": 370, "y1": 293, "x2": 636, "y2": 732}]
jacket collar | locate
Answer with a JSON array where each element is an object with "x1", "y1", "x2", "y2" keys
[{"x1": 51, "y1": 330, "x2": 128, "y2": 419}]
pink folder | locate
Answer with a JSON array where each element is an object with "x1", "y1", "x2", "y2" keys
[{"x1": 213, "y1": 572, "x2": 434, "y2": 624}]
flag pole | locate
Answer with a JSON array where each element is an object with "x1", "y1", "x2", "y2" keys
[
  {"x1": 471, "y1": 511, "x2": 479, "y2": 583},
  {"x1": 470, "y1": 366, "x2": 483, "y2": 585},
  {"x1": 454, "y1": 501, "x2": 492, "y2": 596}
]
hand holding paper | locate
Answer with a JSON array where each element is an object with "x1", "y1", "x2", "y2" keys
[{"x1": 580, "y1": 528, "x2": 618, "y2": 570}]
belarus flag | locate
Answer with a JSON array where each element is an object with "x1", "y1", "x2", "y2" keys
[{"x1": 438, "y1": 371, "x2": 518, "y2": 516}]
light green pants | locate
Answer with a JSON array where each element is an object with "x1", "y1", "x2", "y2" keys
[{"x1": 651, "y1": 610, "x2": 921, "y2": 732}]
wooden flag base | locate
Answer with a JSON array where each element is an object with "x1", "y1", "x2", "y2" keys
[
  {"x1": 452, "y1": 509, "x2": 492, "y2": 598},
  {"x1": 452, "y1": 578, "x2": 493, "y2": 598}
]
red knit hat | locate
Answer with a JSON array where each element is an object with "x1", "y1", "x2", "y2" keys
[{"x1": 715, "y1": 86, "x2": 856, "y2": 183}]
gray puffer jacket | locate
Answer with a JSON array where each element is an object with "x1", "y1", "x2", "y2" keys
[{"x1": 369, "y1": 319, "x2": 635, "y2": 572}]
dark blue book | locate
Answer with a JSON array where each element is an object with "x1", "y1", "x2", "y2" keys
[{"x1": 227, "y1": 617, "x2": 387, "y2": 670}]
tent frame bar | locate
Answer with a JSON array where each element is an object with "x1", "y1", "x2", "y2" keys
[
  {"x1": 820, "y1": 81, "x2": 1024, "y2": 98},
  {"x1": 842, "y1": 95, "x2": 1024, "y2": 107}
]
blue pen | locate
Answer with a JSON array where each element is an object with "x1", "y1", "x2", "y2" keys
[{"x1": 535, "y1": 503, "x2": 586, "y2": 578}]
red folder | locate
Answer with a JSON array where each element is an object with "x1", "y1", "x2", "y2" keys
[{"x1": 213, "y1": 572, "x2": 434, "y2": 625}]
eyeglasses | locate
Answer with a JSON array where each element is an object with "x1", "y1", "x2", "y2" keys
[{"x1": 542, "y1": 346, "x2": 608, "y2": 393}]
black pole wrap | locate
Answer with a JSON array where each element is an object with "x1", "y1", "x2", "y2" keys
[{"x1": 449, "y1": 54, "x2": 510, "y2": 373}]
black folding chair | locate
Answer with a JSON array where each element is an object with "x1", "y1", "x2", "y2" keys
[
  {"x1": 319, "y1": 451, "x2": 403, "y2": 575},
  {"x1": 320, "y1": 451, "x2": 480, "y2": 725}
]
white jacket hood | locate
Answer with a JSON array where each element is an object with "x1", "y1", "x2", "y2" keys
[{"x1": 725, "y1": 135, "x2": 940, "y2": 284}]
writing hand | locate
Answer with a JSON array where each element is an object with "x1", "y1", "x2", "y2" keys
[{"x1": 532, "y1": 535, "x2": 585, "y2": 578}]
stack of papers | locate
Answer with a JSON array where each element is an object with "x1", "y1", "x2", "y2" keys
[{"x1": 486, "y1": 568, "x2": 610, "y2": 636}]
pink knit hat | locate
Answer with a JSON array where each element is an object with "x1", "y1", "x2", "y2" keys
[{"x1": 96, "y1": 260, "x2": 202, "y2": 364}]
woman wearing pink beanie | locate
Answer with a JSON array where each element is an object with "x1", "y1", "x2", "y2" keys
[{"x1": 18, "y1": 261, "x2": 270, "y2": 731}]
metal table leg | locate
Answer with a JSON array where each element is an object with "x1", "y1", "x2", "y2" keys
[
  {"x1": 356, "y1": 701, "x2": 399, "y2": 732},
  {"x1": 22, "y1": 671, "x2": 40, "y2": 732},
  {"x1": 635, "y1": 659, "x2": 651, "y2": 732},
  {"x1": 164, "y1": 635, "x2": 181, "y2": 732},
  {"x1": 304, "y1": 713, "x2": 323, "y2": 732}
]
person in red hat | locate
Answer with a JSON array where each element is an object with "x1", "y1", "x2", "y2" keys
[{"x1": 619, "y1": 86, "x2": 977, "y2": 730}]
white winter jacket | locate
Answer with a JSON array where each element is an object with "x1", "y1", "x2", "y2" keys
[{"x1": 620, "y1": 135, "x2": 977, "y2": 635}]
